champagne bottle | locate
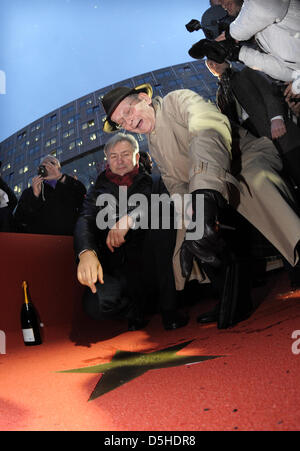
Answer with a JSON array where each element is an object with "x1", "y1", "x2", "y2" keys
[{"x1": 21, "y1": 281, "x2": 42, "y2": 346}]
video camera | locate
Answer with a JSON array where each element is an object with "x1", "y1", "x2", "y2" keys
[{"x1": 185, "y1": 5, "x2": 234, "y2": 40}]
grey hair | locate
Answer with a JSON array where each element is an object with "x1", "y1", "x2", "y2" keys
[
  {"x1": 104, "y1": 132, "x2": 139, "y2": 157},
  {"x1": 41, "y1": 154, "x2": 61, "y2": 168}
]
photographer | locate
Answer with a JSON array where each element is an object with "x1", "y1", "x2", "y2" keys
[
  {"x1": 185, "y1": 2, "x2": 234, "y2": 41},
  {"x1": 14, "y1": 155, "x2": 86, "y2": 235},
  {"x1": 0, "y1": 161, "x2": 17, "y2": 232},
  {"x1": 189, "y1": 0, "x2": 300, "y2": 95}
]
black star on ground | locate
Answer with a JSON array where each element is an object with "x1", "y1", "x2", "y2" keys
[{"x1": 59, "y1": 340, "x2": 224, "y2": 401}]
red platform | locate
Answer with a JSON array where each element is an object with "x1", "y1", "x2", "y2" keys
[{"x1": 0, "y1": 233, "x2": 299, "y2": 431}]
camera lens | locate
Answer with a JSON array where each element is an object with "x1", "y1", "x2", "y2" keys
[{"x1": 38, "y1": 165, "x2": 47, "y2": 177}]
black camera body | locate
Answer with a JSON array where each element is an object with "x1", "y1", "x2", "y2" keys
[
  {"x1": 185, "y1": 19, "x2": 202, "y2": 33},
  {"x1": 186, "y1": 5, "x2": 234, "y2": 40},
  {"x1": 37, "y1": 165, "x2": 48, "y2": 177}
]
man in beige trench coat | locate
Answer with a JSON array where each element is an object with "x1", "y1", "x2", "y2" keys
[{"x1": 101, "y1": 83, "x2": 300, "y2": 327}]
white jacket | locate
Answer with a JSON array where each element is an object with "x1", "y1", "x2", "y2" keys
[{"x1": 230, "y1": 0, "x2": 300, "y2": 81}]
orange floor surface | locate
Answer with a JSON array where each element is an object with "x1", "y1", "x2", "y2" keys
[
  {"x1": 1, "y1": 233, "x2": 300, "y2": 432},
  {"x1": 1, "y1": 270, "x2": 300, "y2": 431}
]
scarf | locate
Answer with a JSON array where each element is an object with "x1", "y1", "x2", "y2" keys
[{"x1": 105, "y1": 165, "x2": 139, "y2": 187}]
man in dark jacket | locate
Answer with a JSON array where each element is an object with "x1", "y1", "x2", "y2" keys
[
  {"x1": 14, "y1": 155, "x2": 86, "y2": 235},
  {"x1": 205, "y1": 59, "x2": 300, "y2": 200},
  {"x1": 205, "y1": 58, "x2": 300, "y2": 290},
  {"x1": 74, "y1": 134, "x2": 188, "y2": 331},
  {"x1": 0, "y1": 161, "x2": 18, "y2": 232}
]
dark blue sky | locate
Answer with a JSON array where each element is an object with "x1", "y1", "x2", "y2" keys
[{"x1": 0, "y1": 0, "x2": 208, "y2": 142}]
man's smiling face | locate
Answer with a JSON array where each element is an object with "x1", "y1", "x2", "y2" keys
[{"x1": 111, "y1": 93, "x2": 156, "y2": 134}]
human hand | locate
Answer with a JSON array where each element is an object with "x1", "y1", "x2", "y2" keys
[
  {"x1": 288, "y1": 100, "x2": 300, "y2": 117},
  {"x1": 215, "y1": 31, "x2": 226, "y2": 41},
  {"x1": 32, "y1": 175, "x2": 44, "y2": 198},
  {"x1": 106, "y1": 215, "x2": 133, "y2": 252},
  {"x1": 271, "y1": 118, "x2": 287, "y2": 139},
  {"x1": 77, "y1": 250, "x2": 104, "y2": 293},
  {"x1": 43, "y1": 160, "x2": 62, "y2": 181}
]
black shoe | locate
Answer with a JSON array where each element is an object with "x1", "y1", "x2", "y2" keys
[
  {"x1": 127, "y1": 317, "x2": 148, "y2": 331},
  {"x1": 289, "y1": 263, "x2": 300, "y2": 291},
  {"x1": 162, "y1": 311, "x2": 189, "y2": 331},
  {"x1": 288, "y1": 241, "x2": 300, "y2": 291},
  {"x1": 231, "y1": 304, "x2": 253, "y2": 326},
  {"x1": 197, "y1": 309, "x2": 218, "y2": 324}
]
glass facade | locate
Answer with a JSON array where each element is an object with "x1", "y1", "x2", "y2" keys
[{"x1": 0, "y1": 60, "x2": 218, "y2": 196}]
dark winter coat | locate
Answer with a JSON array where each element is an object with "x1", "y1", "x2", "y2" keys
[{"x1": 14, "y1": 175, "x2": 86, "y2": 235}]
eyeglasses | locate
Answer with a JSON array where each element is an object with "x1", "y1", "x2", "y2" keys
[{"x1": 114, "y1": 98, "x2": 138, "y2": 128}]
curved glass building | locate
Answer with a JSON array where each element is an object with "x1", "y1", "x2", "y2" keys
[{"x1": 0, "y1": 60, "x2": 218, "y2": 196}]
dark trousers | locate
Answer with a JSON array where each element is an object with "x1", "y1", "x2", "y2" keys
[
  {"x1": 0, "y1": 207, "x2": 13, "y2": 232},
  {"x1": 83, "y1": 241, "x2": 145, "y2": 321},
  {"x1": 281, "y1": 148, "x2": 300, "y2": 204},
  {"x1": 143, "y1": 227, "x2": 178, "y2": 314},
  {"x1": 82, "y1": 226, "x2": 178, "y2": 322}
]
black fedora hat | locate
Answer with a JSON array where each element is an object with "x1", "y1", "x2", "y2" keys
[{"x1": 102, "y1": 83, "x2": 153, "y2": 133}]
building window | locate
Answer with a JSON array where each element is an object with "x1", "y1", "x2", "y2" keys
[
  {"x1": 45, "y1": 113, "x2": 57, "y2": 124},
  {"x1": 1, "y1": 162, "x2": 11, "y2": 172},
  {"x1": 45, "y1": 137, "x2": 57, "y2": 147},
  {"x1": 135, "y1": 75, "x2": 153, "y2": 85},
  {"x1": 7, "y1": 148, "x2": 16, "y2": 157},
  {"x1": 31, "y1": 123, "x2": 41, "y2": 133},
  {"x1": 176, "y1": 65, "x2": 192, "y2": 75},
  {"x1": 62, "y1": 105, "x2": 75, "y2": 117},
  {"x1": 156, "y1": 70, "x2": 171, "y2": 80},
  {"x1": 81, "y1": 119, "x2": 95, "y2": 130},
  {"x1": 89, "y1": 132, "x2": 97, "y2": 141},
  {"x1": 17, "y1": 131, "x2": 27, "y2": 140},
  {"x1": 63, "y1": 128, "x2": 74, "y2": 139},
  {"x1": 14, "y1": 184, "x2": 23, "y2": 194},
  {"x1": 80, "y1": 98, "x2": 93, "y2": 108},
  {"x1": 29, "y1": 145, "x2": 40, "y2": 157},
  {"x1": 50, "y1": 123, "x2": 61, "y2": 133},
  {"x1": 18, "y1": 166, "x2": 29, "y2": 175},
  {"x1": 15, "y1": 154, "x2": 24, "y2": 164}
]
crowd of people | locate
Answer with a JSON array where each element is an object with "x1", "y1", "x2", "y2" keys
[{"x1": 1, "y1": 0, "x2": 299, "y2": 333}]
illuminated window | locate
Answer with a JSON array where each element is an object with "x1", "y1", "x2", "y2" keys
[
  {"x1": 31, "y1": 123, "x2": 41, "y2": 133},
  {"x1": 82, "y1": 119, "x2": 95, "y2": 130},
  {"x1": 19, "y1": 165, "x2": 29, "y2": 175},
  {"x1": 17, "y1": 131, "x2": 26, "y2": 140},
  {"x1": 89, "y1": 133, "x2": 97, "y2": 141},
  {"x1": 80, "y1": 98, "x2": 92, "y2": 108},
  {"x1": 2, "y1": 163, "x2": 11, "y2": 171},
  {"x1": 46, "y1": 137, "x2": 57, "y2": 147},
  {"x1": 63, "y1": 129, "x2": 74, "y2": 139},
  {"x1": 14, "y1": 184, "x2": 22, "y2": 194}
]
